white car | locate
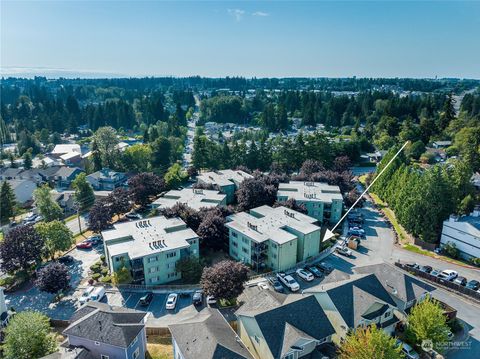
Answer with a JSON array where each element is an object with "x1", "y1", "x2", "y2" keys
[
  {"x1": 79, "y1": 286, "x2": 95, "y2": 304},
  {"x1": 89, "y1": 286, "x2": 106, "y2": 302},
  {"x1": 336, "y1": 246, "x2": 353, "y2": 257},
  {"x1": 438, "y1": 269, "x2": 458, "y2": 281},
  {"x1": 166, "y1": 293, "x2": 178, "y2": 310},
  {"x1": 257, "y1": 281, "x2": 269, "y2": 290},
  {"x1": 277, "y1": 273, "x2": 300, "y2": 292},
  {"x1": 206, "y1": 295, "x2": 217, "y2": 305},
  {"x1": 396, "y1": 340, "x2": 419, "y2": 359},
  {"x1": 296, "y1": 269, "x2": 314, "y2": 282}
]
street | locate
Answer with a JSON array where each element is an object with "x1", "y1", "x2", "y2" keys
[{"x1": 65, "y1": 214, "x2": 88, "y2": 236}]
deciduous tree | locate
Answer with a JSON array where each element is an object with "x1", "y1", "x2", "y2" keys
[
  {"x1": 88, "y1": 199, "x2": 112, "y2": 233},
  {"x1": 200, "y1": 260, "x2": 248, "y2": 300},
  {"x1": 35, "y1": 262, "x2": 70, "y2": 294},
  {"x1": 33, "y1": 185, "x2": 63, "y2": 221},
  {"x1": 35, "y1": 220, "x2": 73, "y2": 260},
  {"x1": 0, "y1": 225, "x2": 44, "y2": 273},
  {"x1": 71, "y1": 172, "x2": 95, "y2": 210},
  {"x1": 128, "y1": 172, "x2": 165, "y2": 207}
]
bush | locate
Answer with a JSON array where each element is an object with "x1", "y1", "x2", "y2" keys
[
  {"x1": 100, "y1": 255, "x2": 106, "y2": 263},
  {"x1": 469, "y1": 257, "x2": 480, "y2": 267},
  {"x1": 100, "y1": 276, "x2": 111, "y2": 283},
  {"x1": 447, "y1": 318, "x2": 463, "y2": 333},
  {"x1": 0, "y1": 276, "x2": 15, "y2": 287},
  {"x1": 101, "y1": 268, "x2": 109, "y2": 276},
  {"x1": 443, "y1": 242, "x2": 459, "y2": 259},
  {"x1": 90, "y1": 264, "x2": 101, "y2": 273},
  {"x1": 92, "y1": 273, "x2": 101, "y2": 280}
]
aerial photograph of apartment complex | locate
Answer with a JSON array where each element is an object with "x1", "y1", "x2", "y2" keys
[{"x1": 0, "y1": 1, "x2": 479, "y2": 359}]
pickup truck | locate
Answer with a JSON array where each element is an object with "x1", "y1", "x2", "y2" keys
[{"x1": 277, "y1": 272, "x2": 300, "y2": 292}]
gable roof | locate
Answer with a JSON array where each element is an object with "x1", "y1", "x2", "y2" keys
[
  {"x1": 235, "y1": 287, "x2": 287, "y2": 317},
  {"x1": 354, "y1": 263, "x2": 436, "y2": 303},
  {"x1": 169, "y1": 308, "x2": 253, "y2": 359},
  {"x1": 325, "y1": 274, "x2": 397, "y2": 328},
  {"x1": 248, "y1": 294, "x2": 335, "y2": 359},
  {"x1": 64, "y1": 302, "x2": 146, "y2": 348},
  {"x1": 55, "y1": 167, "x2": 83, "y2": 179}
]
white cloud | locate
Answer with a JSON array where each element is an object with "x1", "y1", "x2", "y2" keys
[
  {"x1": 252, "y1": 11, "x2": 269, "y2": 17},
  {"x1": 228, "y1": 8, "x2": 245, "y2": 22}
]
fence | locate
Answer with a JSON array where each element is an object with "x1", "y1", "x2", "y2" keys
[
  {"x1": 247, "y1": 244, "x2": 337, "y2": 282},
  {"x1": 413, "y1": 238, "x2": 437, "y2": 251},
  {"x1": 103, "y1": 283, "x2": 200, "y2": 292},
  {"x1": 394, "y1": 262, "x2": 480, "y2": 302}
]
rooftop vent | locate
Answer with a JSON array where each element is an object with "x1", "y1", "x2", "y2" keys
[
  {"x1": 247, "y1": 222, "x2": 258, "y2": 231},
  {"x1": 284, "y1": 209, "x2": 295, "y2": 218}
]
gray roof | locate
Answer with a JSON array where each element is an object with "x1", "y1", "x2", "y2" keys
[
  {"x1": 64, "y1": 302, "x2": 146, "y2": 348},
  {"x1": 325, "y1": 273, "x2": 398, "y2": 328},
  {"x1": 354, "y1": 263, "x2": 436, "y2": 303},
  {"x1": 240, "y1": 294, "x2": 335, "y2": 359},
  {"x1": 0, "y1": 167, "x2": 22, "y2": 178},
  {"x1": 55, "y1": 167, "x2": 83, "y2": 179},
  {"x1": 169, "y1": 308, "x2": 254, "y2": 359},
  {"x1": 236, "y1": 286, "x2": 287, "y2": 317}
]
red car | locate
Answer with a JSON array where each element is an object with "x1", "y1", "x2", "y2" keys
[{"x1": 76, "y1": 241, "x2": 93, "y2": 249}]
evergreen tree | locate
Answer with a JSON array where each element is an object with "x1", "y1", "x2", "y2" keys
[{"x1": 0, "y1": 181, "x2": 16, "y2": 223}]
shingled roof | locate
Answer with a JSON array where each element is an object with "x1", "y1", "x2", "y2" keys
[
  {"x1": 238, "y1": 294, "x2": 335, "y2": 359},
  {"x1": 325, "y1": 273, "x2": 398, "y2": 328},
  {"x1": 63, "y1": 302, "x2": 146, "y2": 348},
  {"x1": 169, "y1": 308, "x2": 253, "y2": 359}
]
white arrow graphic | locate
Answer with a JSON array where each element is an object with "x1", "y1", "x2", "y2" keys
[{"x1": 323, "y1": 141, "x2": 409, "y2": 242}]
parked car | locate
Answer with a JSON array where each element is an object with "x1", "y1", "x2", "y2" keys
[
  {"x1": 406, "y1": 263, "x2": 420, "y2": 270},
  {"x1": 396, "y1": 339, "x2": 420, "y2": 359},
  {"x1": 85, "y1": 235, "x2": 102, "y2": 245},
  {"x1": 139, "y1": 292, "x2": 154, "y2": 306},
  {"x1": 438, "y1": 270, "x2": 458, "y2": 281},
  {"x1": 76, "y1": 241, "x2": 93, "y2": 249},
  {"x1": 23, "y1": 213, "x2": 37, "y2": 223},
  {"x1": 192, "y1": 290, "x2": 203, "y2": 305},
  {"x1": 335, "y1": 246, "x2": 353, "y2": 257},
  {"x1": 453, "y1": 276, "x2": 467, "y2": 286},
  {"x1": 166, "y1": 293, "x2": 178, "y2": 309},
  {"x1": 58, "y1": 255, "x2": 74, "y2": 265},
  {"x1": 296, "y1": 269, "x2": 314, "y2": 282},
  {"x1": 305, "y1": 265, "x2": 322, "y2": 277},
  {"x1": 419, "y1": 265, "x2": 433, "y2": 274},
  {"x1": 316, "y1": 262, "x2": 333, "y2": 274},
  {"x1": 79, "y1": 286, "x2": 95, "y2": 304},
  {"x1": 89, "y1": 286, "x2": 106, "y2": 302},
  {"x1": 206, "y1": 295, "x2": 217, "y2": 305},
  {"x1": 430, "y1": 268, "x2": 441, "y2": 277},
  {"x1": 434, "y1": 247, "x2": 443, "y2": 255},
  {"x1": 347, "y1": 229, "x2": 366, "y2": 238},
  {"x1": 466, "y1": 280, "x2": 480, "y2": 291},
  {"x1": 277, "y1": 272, "x2": 300, "y2": 292},
  {"x1": 268, "y1": 277, "x2": 285, "y2": 293},
  {"x1": 257, "y1": 281, "x2": 270, "y2": 289}
]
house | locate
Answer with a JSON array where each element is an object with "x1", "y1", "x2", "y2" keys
[
  {"x1": 235, "y1": 290, "x2": 336, "y2": 359},
  {"x1": 169, "y1": 308, "x2": 254, "y2": 359},
  {"x1": 276, "y1": 181, "x2": 343, "y2": 224},
  {"x1": 6, "y1": 179, "x2": 36, "y2": 204},
  {"x1": 86, "y1": 168, "x2": 127, "y2": 191},
  {"x1": 152, "y1": 188, "x2": 227, "y2": 211},
  {"x1": 51, "y1": 190, "x2": 111, "y2": 214},
  {"x1": 440, "y1": 210, "x2": 480, "y2": 260},
  {"x1": 0, "y1": 167, "x2": 23, "y2": 181},
  {"x1": 51, "y1": 144, "x2": 82, "y2": 158},
  {"x1": 0, "y1": 287, "x2": 13, "y2": 328},
  {"x1": 54, "y1": 167, "x2": 84, "y2": 189},
  {"x1": 48, "y1": 301, "x2": 147, "y2": 359},
  {"x1": 15, "y1": 168, "x2": 46, "y2": 184},
  {"x1": 354, "y1": 262, "x2": 435, "y2": 313},
  {"x1": 60, "y1": 151, "x2": 83, "y2": 166},
  {"x1": 225, "y1": 205, "x2": 322, "y2": 271},
  {"x1": 197, "y1": 169, "x2": 253, "y2": 204},
  {"x1": 102, "y1": 216, "x2": 199, "y2": 285},
  {"x1": 432, "y1": 140, "x2": 452, "y2": 149},
  {"x1": 32, "y1": 155, "x2": 57, "y2": 169}
]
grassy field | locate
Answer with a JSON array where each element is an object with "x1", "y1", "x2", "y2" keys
[{"x1": 146, "y1": 336, "x2": 174, "y2": 359}]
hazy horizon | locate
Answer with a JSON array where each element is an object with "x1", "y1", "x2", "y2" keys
[{"x1": 2, "y1": 1, "x2": 480, "y2": 79}]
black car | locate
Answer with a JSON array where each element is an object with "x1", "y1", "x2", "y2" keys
[
  {"x1": 139, "y1": 292, "x2": 154, "y2": 306},
  {"x1": 316, "y1": 262, "x2": 333, "y2": 274},
  {"x1": 466, "y1": 280, "x2": 480, "y2": 291},
  {"x1": 192, "y1": 290, "x2": 203, "y2": 305},
  {"x1": 419, "y1": 265, "x2": 433, "y2": 274},
  {"x1": 58, "y1": 255, "x2": 74, "y2": 265},
  {"x1": 305, "y1": 265, "x2": 323, "y2": 277}
]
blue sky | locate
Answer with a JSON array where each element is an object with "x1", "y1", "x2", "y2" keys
[{"x1": 1, "y1": 1, "x2": 479, "y2": 78}]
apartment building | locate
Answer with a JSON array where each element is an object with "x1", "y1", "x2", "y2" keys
[
  {"x1": 152, "y1": 188, "x2": 227, "y2": 211},
  {"x1": 277, "y1": 181, "x2": 343, "y2": 224},
  {"x1": 440, "y1": 210, "x2": 480, "y2": 260},
  {"x1": 225, "y1": 205, "x2": 321, "y2": 271},
  {"x1": 102, "y1": 216, "x2": 199, "y2": 285},
  {"x1": 197, "y1": 169, "x2": 253, "y2": 203}
]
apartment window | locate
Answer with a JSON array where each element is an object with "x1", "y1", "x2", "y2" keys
[
  {"x1": 242, "y1": 247, "x2": 248, "y2": 254},
  {"x1": 168, "y1": 272, "x2": 178, "y2": 278},
  {"x1": 167, "y1": 252, "x2": 177, "y2": 258},
  {"x1": 132, "y1": 347, "x2": 140, "y2": 359},
  {"x1": 232, "y1": 250, "x2": 238, "y2": 257},
  {"x1": 232, "y1": 241, "x2": 238, "y2": 248},
  {"x1": 149, "y1": 267, "x2": 157, "y2": 273},
  {"x1": 272, "y1": 254, "x2": 277, "y2": 259},
  {"x1": 148, "y1": 256, "x2": 157, "y2": 263},
  {"x1": 115, "y1": 257, "x2": 120, "y2": 262},
  {"x1": 271, "y1": 242, "x2": 277, "y2": 249},
  {"x1": 242, "y1": 237, "x2": 249, "y2": 244},
  {"x1": 232, "y1": 232, "x2": 238, "y2": 238}
]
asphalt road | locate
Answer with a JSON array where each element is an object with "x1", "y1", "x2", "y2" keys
[{"x1": 65, "y1": 214, "x2": 88, "y2": 235}]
